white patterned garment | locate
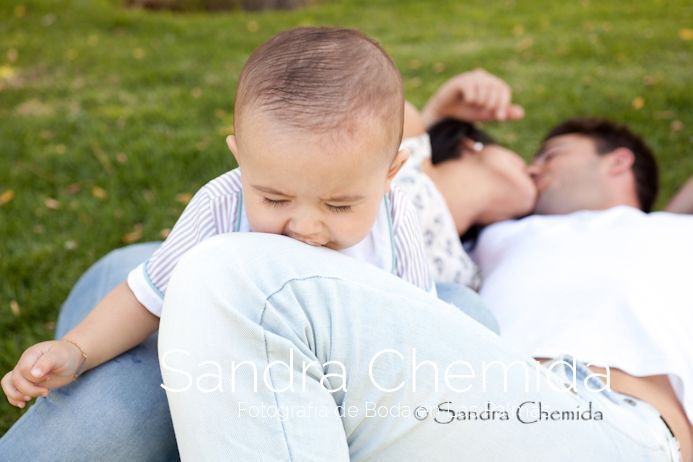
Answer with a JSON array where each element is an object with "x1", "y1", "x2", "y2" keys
[
  {"x1": 128, "y1": 168, "x2": 435, "y2": 316},
  {"x1": 395, "y1": 134, "x2": 481, "y2": 290}
]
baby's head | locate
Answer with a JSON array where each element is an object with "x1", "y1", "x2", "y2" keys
[{"x1": 226, "y1": 27, "x2": 407, "y2": 250}]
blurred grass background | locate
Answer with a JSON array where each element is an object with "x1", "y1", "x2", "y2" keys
[{"x1": 0, "y1": 0, "x2": 691, "y2": 433}]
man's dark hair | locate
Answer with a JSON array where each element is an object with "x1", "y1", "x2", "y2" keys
[
  {"x1": 428, "y1": 118, "x2": 495, "y2": 165},
  {"x1": 541, "y1": 117, "x2": 659, "y2": 212},
  {"x1": 234, "y1": 27, "x2": 403, "y2": 149}
]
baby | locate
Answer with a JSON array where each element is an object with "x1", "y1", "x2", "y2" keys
[{"x1": 2, "y1": 27, "x2": 433, "y2": 407}]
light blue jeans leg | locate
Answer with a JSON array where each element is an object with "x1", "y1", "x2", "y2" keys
[
  {"x1": 0, "y1": 243, "x2": 179, "y2": 462},
  {"x1": 436, "y1": 282, "x2": 500, "y2": 334},
  {"x1": 159, "y1": 233, "x2": 674, "y2": 461}
]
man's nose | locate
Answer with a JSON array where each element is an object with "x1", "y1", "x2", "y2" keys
[{"x1": 526, "y1": 162, "x2": 541, "y2": 179}]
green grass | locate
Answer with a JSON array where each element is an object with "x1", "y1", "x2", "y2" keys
[{"x1": 0, "y1": 0, "x2": 691, "y2": 433}]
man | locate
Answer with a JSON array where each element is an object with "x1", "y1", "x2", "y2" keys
[
  {"x1": 472, "y1": 116, "x2": 692, "y2": 461},
  {"x1": 404, "y1": 71, "x2": 691, "y2": 459}
]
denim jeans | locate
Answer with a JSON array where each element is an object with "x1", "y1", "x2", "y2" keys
[
  {"x1": 0, "y1": 241, "x2": 497, "y2": 461},
  {"x1": 0, "y1": 243, "x2": 180, "y2": 462},
  {"x1": 159, "y1": 233, "x2": 678, "y2": 461}
]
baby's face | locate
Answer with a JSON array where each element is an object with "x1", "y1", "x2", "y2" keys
[{"x1": 229, "y1": 112, "x2": 405, "y2": 250}]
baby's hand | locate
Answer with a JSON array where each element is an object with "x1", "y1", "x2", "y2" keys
[{"x1": 1, "y1": 339, "x2": 84, "y2": 408}]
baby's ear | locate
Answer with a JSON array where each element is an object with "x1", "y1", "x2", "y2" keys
[
  {"x1": 226, "y1": 135, "x2": 240, "y2": 163},
  {"x1": 385, "y1": 149, "x2": 410, "y2": 189}
]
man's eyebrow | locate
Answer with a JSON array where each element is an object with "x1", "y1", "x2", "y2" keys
[
  {"x1": 251, "y1": 184, "x2": 293, "y2": 197},
  {"x1": 535, "y1": 141, "x2": 561, "y2": 157}
]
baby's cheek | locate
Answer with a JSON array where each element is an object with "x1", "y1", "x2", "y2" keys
[
  {"x1": 246, "y1": 208, "x2": 285, "y2": 235},
  {"x1": 333, "y1": 212, "x2": 378, "y2": 247}
]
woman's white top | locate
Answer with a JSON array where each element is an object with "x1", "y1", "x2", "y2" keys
[{"x1": 395, "y1": 134, "x2": 481, "y2": 290}]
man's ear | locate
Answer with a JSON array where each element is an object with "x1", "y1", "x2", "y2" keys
[
  {"x1": 384, "y1": 149, "x2": 410, "y2": 191},
  {"x1": 606, "y1": 147, "x2": 635, "y2": 176},
  {"x1": 226, "y1": 135, "x2": 240, "y2": 163}
]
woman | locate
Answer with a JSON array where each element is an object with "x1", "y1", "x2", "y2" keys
[
  {"x1": 394, "y1": 70, "x2": 536, "y2": 334},
  {"x1": 396, "y1": 70, "x2": 537, "y2": 290}
]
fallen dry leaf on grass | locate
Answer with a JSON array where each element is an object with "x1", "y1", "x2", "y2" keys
[
  {"x1": 0, "y1": 65, "x2": 17, "y2": 81},
  {"x1": 632, "y1": 96, "x2": 644, "y2": 110},
  {"x1": 246, "y1": 20, "x2": 259, "y2": 33},
  {"x1": 44, "y1": 197, "x2": 60, "y2": 209},
  {"x1": 65, "y1": 183, "x2": 81, "y2": 195},
  {"x1": 176, "y1": 192, "x2": 192, "y2": 205},
  {"x1": 122, "y1": 223, "x2": 143, "y2": 243},
  {"x1": 6, "y1": 49, "x2": 18, "y2": 63},
  {"x1": 679, "y1": 29, "x2": 693, "y2": 41},
  {"x1": 92, "y1": 186, "x2": 108, "y2": 199},
  {"x1": 432, "y1": 62, "x2": 446, "y2": 74},
  {"x1": 0, "y1": 190, "x2": 14, "y2": 206},
  {"x1": 10, "y1": 300, "x2": 20, "y2": 316}
]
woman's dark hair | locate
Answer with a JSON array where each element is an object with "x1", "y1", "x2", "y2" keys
[{"x1": 428, "y1": 118, "x2": 495, "y2": 165}]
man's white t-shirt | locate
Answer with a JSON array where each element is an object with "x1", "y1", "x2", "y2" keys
[{"x1": 473, "y1": 206, "x2": 693, "y2": 424}]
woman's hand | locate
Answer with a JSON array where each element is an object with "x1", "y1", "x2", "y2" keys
[
  {"x1": 421, "y1": 68, "x2": 524, "y2": 127},
  {"x1": 1, "y1": 339, "x2": 84, "y2": 408}
]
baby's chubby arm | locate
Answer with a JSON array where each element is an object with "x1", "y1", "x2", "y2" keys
[
  {"x1": 3, "y1": 172, "x2": 226, "y2": 408},
  {"x1": 1, "y1": 281, "x2": 158, "y2": 408}
]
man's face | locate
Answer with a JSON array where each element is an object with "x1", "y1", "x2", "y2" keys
[
  {"x1": 528, "y1": 134, "x2": 610, "y2": 215},
  {"x1": 230, "y1": 111, "x2": 404, "y2": 250}
]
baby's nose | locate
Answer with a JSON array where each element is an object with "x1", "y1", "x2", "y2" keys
[{"x1": 287, "y1": 217, "x2": 324, "y2": 245}]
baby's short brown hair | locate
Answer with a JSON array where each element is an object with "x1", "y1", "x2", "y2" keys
[{"x1": 234, "y1": 27, "x2": 404, "y2": 152}]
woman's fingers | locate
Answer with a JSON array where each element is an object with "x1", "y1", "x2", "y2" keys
[
  {"x1": 462, "y1": 79, "x2": 479, "y2": 105},
  {"x1": 486, "y1": 84, "x2": 503, "y2": 115},
  {"x1": 464, "y1": 72, "x2": 512, "y2": 119},
  {"x1": 475, "y1": 80, "x2": 489, "y2": 107},
  {"x1": 495, "y1": 83, "x2": 512, "y2": 119},
  {"x1": 426, "y1": 69, "x2": 522, "y2": 124},
  {"x1": 506, "y1": 104, "x2": 525, "y2": 120}
]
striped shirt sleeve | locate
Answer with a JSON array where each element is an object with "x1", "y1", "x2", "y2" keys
[
  {"x1": 127, "y1": 170, "x2": 243, "y2": 316},
  {"x1": 389, "y1": 187, "x2": 437, "y2": 296}
]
